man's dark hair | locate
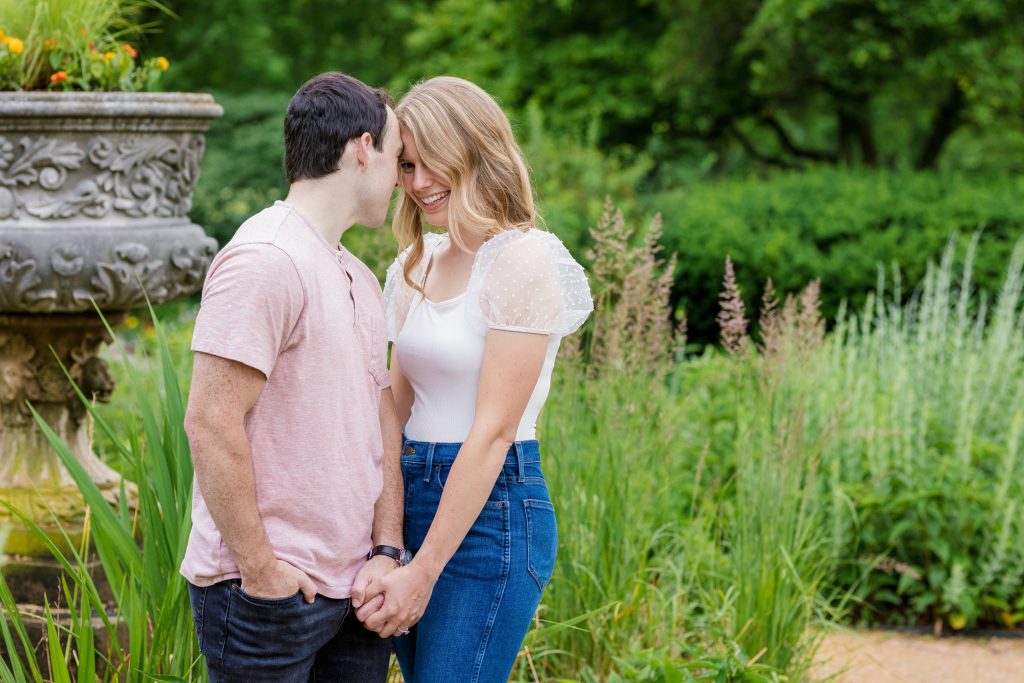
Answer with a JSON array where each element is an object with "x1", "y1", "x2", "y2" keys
[{"x1": 283, "y1": 72, "x2": 395, "y2": 184}]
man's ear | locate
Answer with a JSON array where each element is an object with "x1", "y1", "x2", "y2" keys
[{"x1": 354, "y1": 132, "x2": 374, "y2": 170}]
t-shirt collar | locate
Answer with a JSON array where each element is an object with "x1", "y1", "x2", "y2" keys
[{"x1": 274, "y1": 200, "x2": 349, "y2": 263}]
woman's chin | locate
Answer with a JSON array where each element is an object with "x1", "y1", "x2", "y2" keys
[{"x1": 423, "y1": 213, "x2": 449, "y2": 228}]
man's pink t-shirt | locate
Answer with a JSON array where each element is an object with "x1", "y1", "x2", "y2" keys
[{"x1": 180, "y1": 201, "x2": 391, "y2": 599}]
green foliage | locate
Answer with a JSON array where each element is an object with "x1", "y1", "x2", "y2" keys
[
  {"x1": 651, "y1": 169, "x2": 1024, "y2": 343},
  {"x1": 187, "y1": 90, "x2": 289, "y2": 246},
  {"x1": 655, "y1": 0, "x2": 1024, "y2": 169},
  {"x1": 521, "y1": 102, "x2": 654, "y2": 255},
  {"x1": 825, "y1": 236, "x2": 1024, "y2": 631},
  {"x1": 140, "y1": 0, "x2": 421, "y2": 94},
  {"x1": 136, "y1": 0, "x2": 1024, "y2": 173}
]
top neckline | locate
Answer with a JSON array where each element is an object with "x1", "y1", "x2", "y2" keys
[{"x1": 419, "y1": 233, "x2": 470, "y2": 304}]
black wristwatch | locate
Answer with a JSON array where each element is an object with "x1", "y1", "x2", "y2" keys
[{"x1": 367, "y1": 544, "x2": 412, "y2": 566}]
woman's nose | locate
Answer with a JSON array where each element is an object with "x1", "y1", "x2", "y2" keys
[{"x1": 413, "y1": 168, "x2": 433, "y2": 191}]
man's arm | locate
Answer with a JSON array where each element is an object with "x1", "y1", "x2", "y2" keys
[
  {"x1": 184, "y1": 351, "x2": 317, "y2": 602},
  {"x1": 372, "y1": 387, "x2": 405, "y2": 547},
  {"x1": 351, "y1": 387, "x2": 406, "y2": 613}
]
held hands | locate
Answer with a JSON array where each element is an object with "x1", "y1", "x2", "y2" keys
[
  {"x1": 241, "y1": 558, "x2": 317, "y2": 603},
  {"x1": 354, "y1": 562, "x2": 436, "y2": 638},
  {"x1": 350, "y1": 554, "x2": 397, "y2": 617}
]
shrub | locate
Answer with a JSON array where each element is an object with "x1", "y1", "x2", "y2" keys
[{"x1": 649, "y1": 169, "x2": 1024, "y2": 343}]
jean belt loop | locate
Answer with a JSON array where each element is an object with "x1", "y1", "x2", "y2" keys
[
  {"x1": 422, "y1": 442, "x2": 435, "y2": 483},
  {"x1": 514, "y1": 441, "x2": 526, "y2": 483}
]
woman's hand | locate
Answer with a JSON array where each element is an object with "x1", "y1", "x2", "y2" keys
[{"x1": 358, "y1": 561, "x2": 438, "y2": 637}]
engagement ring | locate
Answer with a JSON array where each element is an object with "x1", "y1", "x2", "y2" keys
[{"x1": 399, "y1": 628, "x2": 411, "y2": 635}]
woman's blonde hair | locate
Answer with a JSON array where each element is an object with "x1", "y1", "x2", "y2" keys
[{"x1": 393, "y1": 76, "x2": 535, "y2": 289}]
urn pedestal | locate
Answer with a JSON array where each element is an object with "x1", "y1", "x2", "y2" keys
[{"x1": 0, "y1": 92, "x2": 222, "y2": 583}]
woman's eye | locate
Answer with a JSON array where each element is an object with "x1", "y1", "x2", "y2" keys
[{"x1": 399, "y1": 161, "x2": 414, "y2": 172}]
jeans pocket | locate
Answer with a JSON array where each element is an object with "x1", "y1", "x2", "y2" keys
[
  {"x1": 524, "y1": 499, "x2": 557, "y2": 592},
  {"x1": 223, "y1": 583, "x2": 314, "y2": 667},
  {"x1": 232, "y1": 583, "x2": 302, "y2": 607}
]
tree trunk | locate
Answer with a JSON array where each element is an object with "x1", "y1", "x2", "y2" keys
[
  {"x1": 837, "y1": 108, "x2": 857, "y2": 166},
  {"x1": 916, "y1": 83, "x2": 966, "y2": 170},
  {"x1": 858, "y1": 115, "x2": 878, "y2": 167}
]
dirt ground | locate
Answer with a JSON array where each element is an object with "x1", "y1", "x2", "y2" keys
[{"x1": 813, "y1": 629, "x2": 1024, "y2": 682}]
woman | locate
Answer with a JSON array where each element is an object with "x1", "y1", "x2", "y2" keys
[{"x1": 371, "y1": 76, "x2": 592, "y2": 682}]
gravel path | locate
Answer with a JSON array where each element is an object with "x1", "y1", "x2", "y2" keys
[{"x1": 813, "y1": 629, "x2": 1024, "y2": 682}]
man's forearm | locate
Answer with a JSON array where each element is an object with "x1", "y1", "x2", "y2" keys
[
  {"x1": 372, "y1": 388, "x2": 405, "y2": 548},
  {"x1": 189, "y1": 421, "x2": 276, "y2": 575}
]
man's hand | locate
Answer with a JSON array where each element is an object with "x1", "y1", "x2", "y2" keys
[
  {"x1": 240, "y1": 558, "x2": 317, "y2": 604},
  {"x1": 351, "y1": 554, "x2": 398, "y2": 621},
  {"x1": 360, "y1": 562, "x2": 436, "y2": 638}
]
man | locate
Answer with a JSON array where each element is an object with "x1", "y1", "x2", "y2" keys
[{"x1": 181, "y1": 72, "x2": 410, "y2": 681}]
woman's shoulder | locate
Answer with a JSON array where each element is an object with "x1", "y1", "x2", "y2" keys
[{"x1": 473, "y1": 227, "x2": 577, "y2": 269}]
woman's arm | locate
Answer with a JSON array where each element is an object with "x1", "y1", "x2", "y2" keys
[{"x1": 358, "y1": 329, "x2": 549, "y2": 636}]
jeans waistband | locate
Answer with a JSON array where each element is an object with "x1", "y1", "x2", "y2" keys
[{"x1": 401, "y1": 437, "x2": 541, "y2": 483}]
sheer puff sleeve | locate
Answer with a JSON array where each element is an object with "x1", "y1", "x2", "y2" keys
[
  {"x1": 384, "y1": 232, "x2": 445, "y2": 341},
  {"x1": 466, "y1": 229, "x2": 593, "y2": 336}
]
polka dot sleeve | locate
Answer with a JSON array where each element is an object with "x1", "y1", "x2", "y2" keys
[{"x1": 465, "y1": 229, "x2": 593, "y2": 336}]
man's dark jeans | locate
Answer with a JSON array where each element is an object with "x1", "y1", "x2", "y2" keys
[{"x1": 188, "y1": 580, "x2": 391, "y2": 682}]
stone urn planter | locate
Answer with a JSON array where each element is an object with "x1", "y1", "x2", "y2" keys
[{"x1": 0, "y1": 92, "x2": 222, "y2": 567}]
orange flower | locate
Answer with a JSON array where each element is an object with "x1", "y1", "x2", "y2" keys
[
  {"x1": 43, "y1": 38, "x2": 58, "y2": 50},
  {"x1": 122, "y1": 43, "x2": 138, "y2": 58},
  {"x1": 50, "y1": 71, "x2": 68, "y2": 84},
  {"x1": 3, "y1": 36, "x2": 24, "y2": 55},
  {"x1": 157, "y1": 56, "x2": 170, "y2": 71},
  {"x1": 79, "y1": 27, "x2": 88, "y2": 36}
]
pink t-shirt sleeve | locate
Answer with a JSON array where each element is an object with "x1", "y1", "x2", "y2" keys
[{"x1": 191, "y1": 243, "x2": 304, "y2": 378}]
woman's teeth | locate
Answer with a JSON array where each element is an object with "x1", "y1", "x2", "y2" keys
[{"x1": 423, "y1": 191, "x2": 449, "y2": 206}]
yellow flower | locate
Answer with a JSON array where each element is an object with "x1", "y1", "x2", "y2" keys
[
  {"x1": 125, "y1": 315, "x2": 140, "y2": 330},
  {"x1": 4, "y1": 36, "x2": 24, "y2": 55},
  {"x1": 104, "y1": 51, "x2": 115, "y2": 60},
  {"x1": 0, "y1": 28, "x2": 6, "y2": 40},
  {"x1": 157, "y1": 56, "x2": 170, "y2": 71}
]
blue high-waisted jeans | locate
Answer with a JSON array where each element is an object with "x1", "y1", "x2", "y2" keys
[{"x1": 394, "y1": 438, "x2": 557, "y2": 682}]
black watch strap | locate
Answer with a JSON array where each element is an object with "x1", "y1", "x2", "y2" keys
[{"x1": 368, "y1": 544, "x2": 406, "y2": 565}]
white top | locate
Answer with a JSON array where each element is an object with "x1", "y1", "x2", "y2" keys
[{"x1": 384, "y1": 229, "x2": 593, "y2": 442}]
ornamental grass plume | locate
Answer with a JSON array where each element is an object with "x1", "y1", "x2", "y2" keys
[
  {"x1": 757, "y1": 277, "x2": 782, "y2": 355},
  {"x1": 757, "y1": 277, "x2": 825, "y2": 364},
  {"x1": 581, "y1": 198, "x2": 680, "y2": 373},
  {"x1": 717, "y1": 256, "x2": 749, "y2": 356}
]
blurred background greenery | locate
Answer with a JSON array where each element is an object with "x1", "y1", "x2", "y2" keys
[{"x1": 137, "y1": 0, "x2": 1024, "y2": 342}]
